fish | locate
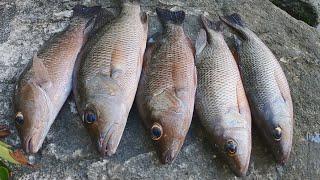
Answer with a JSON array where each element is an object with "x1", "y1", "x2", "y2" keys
[
  {"x1": 72, "y1": 0, "x2": 148, "y2": 156},
  {"x1": 194, "y1": 15, "x2": 252, "y2": 176},
  {"x1": 220, "y1": 13, "x2": 293, "y2": 164},
  {"x1": 136, "y1": 8, "x2": 197, "y2": 164},
  {"x1": 13, "y1": 5, "x2": 106, "y2": 153}
]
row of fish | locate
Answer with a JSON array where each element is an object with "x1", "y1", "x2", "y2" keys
[{"x1": 13, "y1": 1, "x2": 293, "y2": 177}]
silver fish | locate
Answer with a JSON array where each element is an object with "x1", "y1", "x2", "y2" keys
[{"x1": 220, "y1": 13, "x2": 293, "y2": 164}]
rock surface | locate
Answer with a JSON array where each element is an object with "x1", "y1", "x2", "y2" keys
[
  {"x1": 270, "y1": 0, "x2": 320, "y2": 26},
  {"x1": 1, "y1": 0, "x2": 320, "y2": 179}
]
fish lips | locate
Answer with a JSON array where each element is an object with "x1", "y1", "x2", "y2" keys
[
  {"x1": 96, "y1": 123, "x2": 123, "y2": 156},
  {"x1": 21, "y1": 133, "x2": 44, "y2": 154},
  {"x1": 155, "y1": 135, "x2": 185, "y2": 164}
]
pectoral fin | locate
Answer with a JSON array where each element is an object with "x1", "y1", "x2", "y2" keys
[
  {"x1": 195, "y1": 28, "x2": 207, "y2": 57},
  {"x1": 31, "y1": 55, "x2": 52, "y2": 90},
  {"x1": 236, "y1": 80, "x2": 251, "y2": 120},
  {"x1": 274, "y1": 67, "x2": 293, "y2": 117}
]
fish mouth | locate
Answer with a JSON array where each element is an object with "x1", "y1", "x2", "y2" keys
[
  {"x1": 160, "y1": 149, "x2": 178, "y2": 164},
  {"x1": 23, "y1": 135, "x2": 41, "y2": 154},
  {"x1": 159, "y1": 140, "x2": 182, "y2": 164},
  {"x1": 272, "y1": 141, "x2": 292, "y2": 164},
  {"x1": 228, "y1": 156, "x2": 250, "y2": 177},
  {"x1": 97, "y1": 124, "x2": 121, "y2": 156}
]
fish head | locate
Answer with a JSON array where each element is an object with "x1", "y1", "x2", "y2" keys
[
  {"x1": 14, "y1": 82, "x2": 51, "y2": 153},
  {"x1": 259, "y1": 100, "x2": 293, "y2": 164},
  {"x1": 220, "y1": 128, "x2": 251, "y2": 177},
  {"x1": 149, "y1": 112, "x2": 189, "y2": 164},
  {"x1": 214, "y1": 113, "x2": 251, "y2": 177},
  {"x1": 81, "y1": 95, "x2": 126, "y2": 157},
  {"x1": 263, "y1": 114, "x2": 293, "y2": 164}
]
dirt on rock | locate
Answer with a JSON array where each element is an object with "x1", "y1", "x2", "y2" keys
[{"x1": 0, "y1": 0, "x2": 320, "y2": 179}]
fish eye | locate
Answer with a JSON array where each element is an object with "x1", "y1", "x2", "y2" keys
[
  {"x1": 83, "y1": 110, "x2": 97, "y2": 124},
  {"x1": 15, "y1": 112, "x2": 24, "y2": 126},
  {"x1": 151, "y1": 123, "x2": 163, "y2": 141},
  {"x1": 273, "y1": 127, "x2": 282, "y2": 141},
  {"x1": 225, "y1": 139, "x2": 237, "y2": 156}
]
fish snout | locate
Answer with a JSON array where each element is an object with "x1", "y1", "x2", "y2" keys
[
  {"x1": 228, "y1": 155, "x2": 250, "y2": 177},
  {"x1": 275, "y1": 151, "x2": 290, "y2": 165},
  {"x1": 159, "y1": 139, "x2": 182, "y2": 164},
  {"x1": 273, "y1": 138, "x2": 292, "y2": 164},
  {"x1": 266, "y1": 123, "x2": 292, "y2": 164},
  {"x1": 222, "y1": 134, "x2": 251, "y2": 177},
  {"x1": 161, "y1": 149, "x2": 177, "y2": 164},
  {"x1": 97, "y1": 124, "x2": 123, "y2": 157},
  {"x1": 23, "y1": 135, "x2": 41, "y2": 154}
]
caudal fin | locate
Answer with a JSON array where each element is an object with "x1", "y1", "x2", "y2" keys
[
  {"x1": 156, "y1": 8, "x2": 185, "y2": 25},
  {"x1": 201, "y1": 15, "x2": 223, "y2": 32},
  {"x1": 219, "y1": 13, "x2": 248, "y2": 39},
  {"x1": 73, "y1": 5, "x2": 102, "y2": 18},
  {"x1": 72, "y1": 5, "x2": 115, "y2": 37}
]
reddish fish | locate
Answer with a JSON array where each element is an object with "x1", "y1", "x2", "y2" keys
[
  {"x1": 14, "y1": 5, "x2": 104, "y2": 153},
  {"x1": 73, "y1": 0, "x2": 148, "y2": 156},
  {"x1": 136, "y1": 8, "x2": 197, "y2": 164}
]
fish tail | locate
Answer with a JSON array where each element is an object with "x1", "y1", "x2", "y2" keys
[
  {"x1": 201, "y1": 15, "x2": 223, "y2": 32},
  {"x1": 72, "y1": 5, "x2": 115, "y2": 37},
  {"x1": 156, "y1": 8, "x2": 185, "y2": 25},
  {"x1": 72, "y1": 5, "x2": 102, "y2": 18},
  {"x1": 219, "y1": 13, "x2": 248, "y2": 39}
]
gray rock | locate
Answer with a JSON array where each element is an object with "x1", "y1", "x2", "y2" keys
[
  {"x1": 0, "y1": 0, "x2": 319, "y2": 179},
  {"x1": 270, "y1": 0, "x2": 320, "y2": 27}
]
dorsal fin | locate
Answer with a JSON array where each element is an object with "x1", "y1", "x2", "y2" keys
[{"x1": 156, "y1": 8, "x2": 185, "y2": 25}]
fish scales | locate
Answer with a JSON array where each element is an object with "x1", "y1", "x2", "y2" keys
[
  {"x1": 195, "y1": 16, "x2": 251, "y2": 176},
  {"x1": 136, "y1": 8, "x2": 196, "y2": 164},
  {"x1": 14, "y1": 5, "x2": 103, "y2": 153},
  {"x1": 80, "y1": 10, "x2": 144, "y2": 100},
  {"x1": 74, "y1": 2, "x2": 148, "y2": 156},
  {"x1": 40, "y1": 27, "x2": 83, "y2": 107},
  {"x1": 147, "y1": 30, "x2": 194, "y2": 98},
  {"x1": 220, "y1": 13, "x2": 293, "y2": 164},
  {"x1": 196, "y1": 40, "x2": 239, "y2": 117},
  {"x1": 240, "y1": 39, "x2": 282, "y2": 110}
]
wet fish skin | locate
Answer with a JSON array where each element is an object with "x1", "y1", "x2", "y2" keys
[
  {"x1": 220, "y1": 13, "x2": 293, "y2": 164},
  {"x1": 73, "y1": 1, "x2": 148, "y2": 156},
  {"x1": 194, "y1": 16, "x2": 251, "y2": 177},
  {"x1": 14, "y1": 5, "x2": 102, "y2": 153},
  {"x1": 136, "y1": 8, "x2": 197, "y2": 164}
]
